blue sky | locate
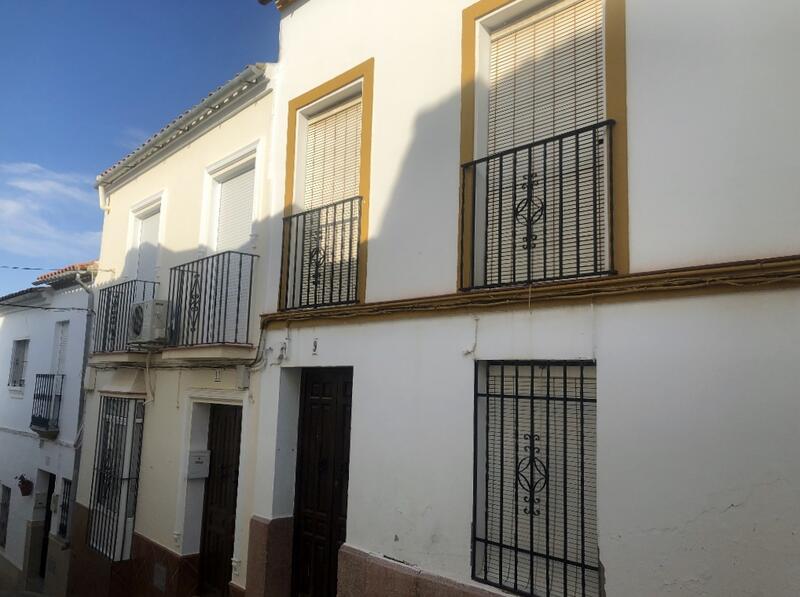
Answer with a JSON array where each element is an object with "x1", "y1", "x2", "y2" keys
[{"x1": 0, "y1": 0, "x2": 280, "y2": 294}]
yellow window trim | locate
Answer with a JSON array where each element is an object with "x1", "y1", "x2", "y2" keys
[
  {"x1": 458, "y1": 0, "x2": 629, "y2": 287},
  {"x1": 280, "y1": 58, "x2": 375, "y2": 308}
]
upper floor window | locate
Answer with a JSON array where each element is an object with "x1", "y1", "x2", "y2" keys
[
  {"x1": 8, "y1": 339, "x2": 29, "y2": 388},
  {"x1": 130, "y1": 197, "x2": 162, "y2": 283},
  {"x1": 52, "y1": 320, "x2": 69, "y2": 374},
  {"x1": 281, "y1": 62, "x2": 373, "y2": 311},
  {"x1": 301, "y1": 97, "x2": 362, "y2": 211},
  {"x1": 215, "y1": 164, "x2": 256, "y2": 253},
  {"x1": 461, "y1": 0, "x2": 615, "y2": 290}
]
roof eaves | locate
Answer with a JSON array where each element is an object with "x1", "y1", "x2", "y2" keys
[{"x1": 96, "y1": 64, "x2": 269, "y2": 190}]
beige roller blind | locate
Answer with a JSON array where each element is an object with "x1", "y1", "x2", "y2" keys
[
  {"x1": 303, "y1": 98, "x2": 362, "y2": 210},
  {"x1": 488, "y1": 0, "x2": 605, "y2": 154},
  {"x1": 216, "y1": 167, "x2": 255, "y2": 252}
]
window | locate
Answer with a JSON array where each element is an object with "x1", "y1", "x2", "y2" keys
[
  {"x1": 52, "y1": 321, "x2": 69, "y2": 374},
  {"x1": 461, "y1": 0, "x2": 615, "y2": 289},
  {"x1": 8, "y1": 339, "x2": 29, "y2": 388},
  {"x1": 215, "y1": 165, "x2": 256, "y2": 253},
  {"x1": 88, "y1": 397, "x2": 144, "y2": 561},
  {"x1": 473, "y1": 361, "x2": 598, "y2": 597},
  {"x1": 0, "y1": 485, "x2": 10, "y2": 548},
  {"x1": 302, "y1": 97, "x2": 362, "y2": 210},
  {"x1": 58, "y1": 478, "x2": 72, "y2": 538},
  {"x1": 281, "y1": 60, "x2": 373, "y2": 310}
]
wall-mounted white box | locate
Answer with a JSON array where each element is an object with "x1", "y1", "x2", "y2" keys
[{"x1": 187, "y1": 450, "x2": 210, "y2": 479}]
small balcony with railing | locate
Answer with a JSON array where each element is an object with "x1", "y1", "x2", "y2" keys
[
  {"x1": 93, "y1": 279, "x2": 158, "y2": 355},
  {"x1": 165, "y1": 250, "x2": 257, "y2": 359},
  {"x1": 280, "y1": 195, "x2": 362, "y2": 310},
  {"x1": 460, "y1": 121, "x2": 614, "y2": 290},
  {"x1": 30, "y1": 373, "x2": 64, "y2": 438}
]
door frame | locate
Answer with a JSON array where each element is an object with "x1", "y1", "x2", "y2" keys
[
  {"x1": 290, "y1": 366, "x2": 354, "y2": 597},
  {"x1": 198, "y1": 402, "x2": 244, "y2": 597}
]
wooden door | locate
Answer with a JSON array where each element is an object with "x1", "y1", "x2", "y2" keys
[
  {"x1": 292, "y1": 368, "x2": 353, "y2": 597},
  {"x1": 199, "y1": 405, "x2": 243, "y2": 597}
]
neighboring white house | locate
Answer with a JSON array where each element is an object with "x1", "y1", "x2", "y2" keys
[{"x1": 0, "y1": 262, "x2": 94, "y2": 595}]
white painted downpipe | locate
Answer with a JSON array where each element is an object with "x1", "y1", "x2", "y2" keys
[{"x1": 97, "y1": 182, "x2": 110, "y2": 212}]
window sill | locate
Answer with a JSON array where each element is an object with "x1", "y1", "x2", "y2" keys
[{"x1": 7, "y1": 387, "x2": 23, "y2": 399}]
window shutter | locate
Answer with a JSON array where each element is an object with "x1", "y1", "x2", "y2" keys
[
  {"x1": 216, "y1": 167, "x2": 256, "y2": 252},
  {"x1": 303, "y1": 99, "x2": 362, "y2": 210},
  {"x1": 136, "y1": 211, "x2": 160, "y2": 281},
  {"x1": 53, "y1": 321, "x2": 69, "y2": 374},
  {"x1": 488, "y1": 0, "x2": 605, "y2": 154}
]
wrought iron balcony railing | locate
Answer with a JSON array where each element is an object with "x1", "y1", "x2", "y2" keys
[
  {"x1": 281, "y1": 195, "x2": 362, "y2": 310},
  {"x1": 93, "y1": 280, "x2": 158, "y2": 353},
  {"x1": 30, "y1": 373, "x2": 64, "y2": 436},
  {"x1": 460, "y1": 120, "x2": 614, "y2": 290},
  {"x1": 168, "y1": 251, "x2": 257, "y2": 347}
]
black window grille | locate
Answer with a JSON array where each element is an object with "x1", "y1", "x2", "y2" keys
[
  {"x1": 87, "y1": 396, "x2": 144, "y2": 561},
  {"x1": 58, "y1": 478, "x2": 72, "y2": 538},
  {"x1": 473, "y1": 361, "x2": 598, "y2": 597},
  {"x1": 31, "y1": 373, "x2": 64, "y2": 433},
  {"x1": 167, "y1": 250, "x2": 257, "y2": 347},
  {"x1": 281, "y1": 196, "x2": 361, "y2": 310},
  {"x1": 8, "y1": 339, "x2": 29, "y2": 387},
  {"x1": 461, "y1": 122, "x2": 612, "y2": 290},
  {"x1": 0, "y1": 484, "x2": 9, "y2": 548},
  {"x1": 93, "y1": 280, "x2": 157, "y2": 353}
]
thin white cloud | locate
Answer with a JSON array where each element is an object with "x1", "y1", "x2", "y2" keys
[
  {"x1": 0, "y1": 161, "x2": 94, "y2": 204},
  {"x1": 0, "y1": 162, "x2": 101, "y2": 265}
]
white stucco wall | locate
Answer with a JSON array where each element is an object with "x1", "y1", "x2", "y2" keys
[
  {"x1": 254, "y1": 287, "x2": 800, "y2": 596},
  {"x1": 0, "y1": 286, "x2": 88, "y2": 571},
  {"x1": 261, "y1": 0, "x2": 800, "y2": 308}
]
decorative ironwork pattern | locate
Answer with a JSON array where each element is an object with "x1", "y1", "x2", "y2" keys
[
  {"x1": 461, "y1": 121, "x2": 613, "y2": 290},
  {"x1": 168, "y1": 251, "x2": 257, "y2": 347},
  {"x1": 473, "y1": 361, "x2": 598, "y2": 597},
  {"x1": 30, "y1": 373, "x2": 64, "y2": 433},
  {"x1": 93, "y1": 280, "x2": 157, "y2": 353},
  {"x1": 281, "y1": 195, "x2": 361, "y2": 310},
  {"x1": 87, "y1": 397, "x2": 144, "y2": 561}
]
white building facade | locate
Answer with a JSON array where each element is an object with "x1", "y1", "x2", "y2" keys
[
  {"x1": 243, "y1": 1, "x2": 800, "y2": 596},
  {"x1": 0, "y1": 264, "x2": 94, "y2": 595},
  {"x1": 66, "y1": 1, "x2": 800, "y2": 596}
]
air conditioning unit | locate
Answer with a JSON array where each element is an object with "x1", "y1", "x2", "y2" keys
[{"x1": 128, "y1": 300, "x2": 170, "y2": 345}]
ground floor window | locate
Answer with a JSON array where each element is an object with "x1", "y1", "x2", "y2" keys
[
  {"x1": 87, "y1": 396, "x2": 144, "y2": 561},
  {"x1": 473, "y1": 361, "x2": 598, "y2": 597},
  {"x1": 0, "y1": 484, "x2": 10, "y2": 547}
]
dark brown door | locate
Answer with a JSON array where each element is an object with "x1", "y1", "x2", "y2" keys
[
  {"x1": 199, "y1": 404, "x2": 243, "y2": 597},
  {"x1": 292, "y1": 368, "x2": 353, "y2": 597}
]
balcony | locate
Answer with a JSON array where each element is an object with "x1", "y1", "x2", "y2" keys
[
  {"x1": 280, "y1": 196, "x2": 362, "y2": 310},
  {"x1": 460, "y1": 121, "x2": 614, "y2": 290},
  {"x1": 93, "y1": 279, "x2": 158, "y2": 354},
  {"x1": 30, "y1": 374, "x2": 64, "y2": 438},
  {"x1": 167, "y1": 251, "x2": 257, "y2": 348}
]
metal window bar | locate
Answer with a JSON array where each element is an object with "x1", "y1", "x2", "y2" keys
[
  {"x1": 473, "y1": 360, "x2": 598, "y2": 597},
  {"x1": 7, "y1": 339, "x2": 29, "y2": 387},
  {"x1": 461, "y1": 121, "x2": 613, "y2": 290},
  {"x1": 87, "y1": 397, "x2": 145, "y2": 561},
  {"x1": 167, "y1": 250, "x2": 257, "y2": 347},
  {"x1": 30, "y1": 373, "x2": 64, "y2": 432},
  {"x1": 58, "y1": 478, "x2": 72, "y2": 538},
  {"x1": 93, "y1": 280, "x2": 158, "y2": 353},
  {"x1": 0, "y1": 485, "x2": 9, "y2": 548},
  {"x1": 281, "y1": 195, "x2": 361, "y2": 310}
]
